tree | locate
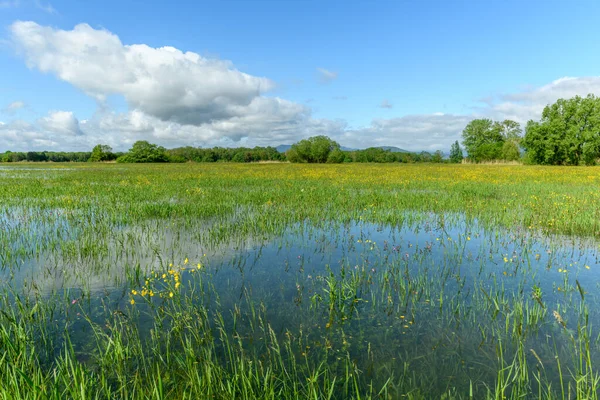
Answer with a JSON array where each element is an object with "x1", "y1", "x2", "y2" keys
[
  {"x1": 26, "y1": 151, "x2": 48, "y2": 162},
  {"x1": 1, "y1": 151, "x2": 13, "y2": 163},
  {"x1": 501, "y1": 141, "x2": 521, "y2": 161},
  {"x1": 418, "y1": 151, "x2": 432, "y2": 162},
  {"x1": 497, "y1": 120, "x2": 522, "y2": 161},
  {"x1": 461, "y1": 119, "x2": 504, "y2": 162},
  {"x1": 522, "y1": 95, "x2": 600, "y2": 165},
  {"x1": 449, "y1": 141, "x2": 463, "y2": 163},
  {"x1": 326, "y1": 148, "x2": 346, "y2": 163},
  {"x1": 287, "y1": 136, "x2": 340, "y2": 163},
  {"x1": 497, "y1": 120, "x2": 522, "y2": 141},
  {"x1": 431, "y1": 150, "x2": 444, "y2": 163},
  {"x1": 89, "y1": 144, "x2": 114, "y2": 162},
  {"x1": 117, "y1": 141, "x2": 169, "y2": 163}
]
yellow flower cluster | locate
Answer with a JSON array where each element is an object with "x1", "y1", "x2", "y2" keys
[{"x1": 128, "y1": 258, "x2": 205, "y2": 305}]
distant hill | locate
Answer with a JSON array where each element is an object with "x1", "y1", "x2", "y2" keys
[
  {"x1": 276, "y1": 144, "x2": 409, "y2": 153},
  {"x1": 374, "y1": 146, "x2": 409, "y2": 153}
]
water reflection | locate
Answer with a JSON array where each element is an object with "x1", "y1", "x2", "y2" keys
[{"x1": 2, "y1": 213, "x2": 600, "y2": 396}]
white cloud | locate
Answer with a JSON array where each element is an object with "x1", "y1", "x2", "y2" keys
[
  {"x1": 480, "y1": 76, "x2": 600, "y2": 123},
  {"x1": 339, "y1": 114, "x2": 472, "y2": 151},
  {"x1": 38, "y1": 111, "x2": 82, "y2": 136},
  {"x1": 2, "y1": 101, "x2": 26, "y2": 114},
  {"x1": 78, "y1": 99, "x2": 345, "y2": 150},
  {"x1": 379, "y1": 99, "x2": 393, "y2": 109},
  {"x1": 4, "y1": 75, "x2": 600, "y2": 153},
  {"x1": 0, "y1": 119, "x2": 59, "y2": 150},
  {"x1": 10, "y1": 21, "x2": 275, "y2": 126},
  {"x1": 7, "y1": 21, "x2": 600, "y2": 153},
  {"x1": 316, "y1": 67, "x2": 338, "y2": 84}
]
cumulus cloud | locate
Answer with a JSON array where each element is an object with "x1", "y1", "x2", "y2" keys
[
  {"x1": 5, "y1": 75, "x2": 600, "y2": 153},
  {"x1": 0, "y1": 119, "x2": 60, "y2": 150},
  {"x1": 480, "y1": 76, "x2": 600, "y2": 123},
  {"x1": 38, "y1": 111, "x2": 82, "y2": 136},
  {"x1": 338, "y1": 114, "x2": 472, "y2": 151},
  {"x1": 10, "y1": 21, "x2": 275, "y2": 126},
  {"x1": 7, "y1": 20, "x2": 600, "y2": 153},
  {"x1": 79, "y1": 100, "x2": 345, "y2": 150},
  {"x1": 379, "y1": 99, "x2": 393, "y2": 109},
  {"x1": 316, "y1": 68, "x2": 338, "y2": 84}
]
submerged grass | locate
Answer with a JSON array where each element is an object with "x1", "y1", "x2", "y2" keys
[{"x1": 1, "y1": 163, "x2": 600, "y2": 399}]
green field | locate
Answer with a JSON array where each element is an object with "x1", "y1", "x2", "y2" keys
[{"x1": 1, "y1": 163, "x2": 600, "y2": 399}]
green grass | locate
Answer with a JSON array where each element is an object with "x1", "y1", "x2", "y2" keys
[{"x1": 1, "y1": 163, "x2": 600, "y2": 399}]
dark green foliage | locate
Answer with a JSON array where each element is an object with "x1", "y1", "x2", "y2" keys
[
  {"x1": 462, "y1": 119, "x2": 503, "y2": 161},
  {"x1": 326, "y1": 148, "x2": 345, "y2": 163},
  {"x1": 462, "y1": 119, "x2": 522, "y2": 162},
  {"x1": 431, "y1": 150, "x2": 444, "y2": 163},
  {"x1": 449, "y1": 141, "x2": 463, "y2": 163},
  {"x1": 166, "y1": 146, "x2": 284, "y2": 163},
  {"x1": 287, "y1": 136, "x2": 340, "y2": 163},
  {"x1": 0, "y1": 151, "x2": 92, "y2": 162},
  {"x1": 419, "y1": 151, "x2": 432, "y2": 162},
  {"x1": 117, "y1": 141, "x2": 169, "y2": 163},
  {"x1": 89, "y1": 144, "x2": 116, "y2": 162},
  {"x1": 522, "y1": 95, "x2": 600, "y2": 165},
  {"x1": 351, "y1": 147, "x2": 397, "y2": 163},
  {"x1": 501, "y1": 141, "x2": 521, "y2": 161}
]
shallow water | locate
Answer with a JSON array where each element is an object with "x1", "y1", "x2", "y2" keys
[{"x1": 2, "y1": 212, "x2": 600, "y2": 396}]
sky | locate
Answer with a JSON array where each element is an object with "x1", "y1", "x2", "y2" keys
[{"x1": 1, "y1": 0, "x2": 600, "y2": 152}]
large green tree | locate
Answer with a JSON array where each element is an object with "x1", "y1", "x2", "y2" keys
[
  {"x1": 117, "y1": 141, "x2": 169, "y2": 163},
  {"x1": 462, "y1": 119, "x2": 521, "y2": 162},
  {"x1": 89, "y1": 144, "x2": 115, "y2": 162},
  {"x1": 287, "y1": 136, "x2": 341, "y2": 163},
  {"x1": 461, "y1": 119, "x2": 503, "y2": 161},
  {"x1": 522, "y1": 95, "x2": 600, "y2": 165}
]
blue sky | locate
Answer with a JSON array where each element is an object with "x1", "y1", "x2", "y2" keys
[{"x1": 1, "y1": 0, "x2": 600, "y2": 151}]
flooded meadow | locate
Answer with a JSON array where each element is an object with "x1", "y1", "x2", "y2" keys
[{"x1": 1, "y1": 163, "x2": 600, "y2": 399}]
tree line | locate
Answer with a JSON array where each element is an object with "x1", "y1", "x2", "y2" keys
[
  {"x1": 454, "y1": 94, "x2": 600, "y2": 165},
  {"x1": 286, "y1": 94, "x2": 600, "y2": 165},
  {"x1": 0, "y1": 139, "x2": 447, "y2": 164},
  {"x1": 0, "y1": 143, "x2": 286, "y2": 164},
  {"x1": 2, "y1": 94, "x2": 599, "y2": 165}
]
